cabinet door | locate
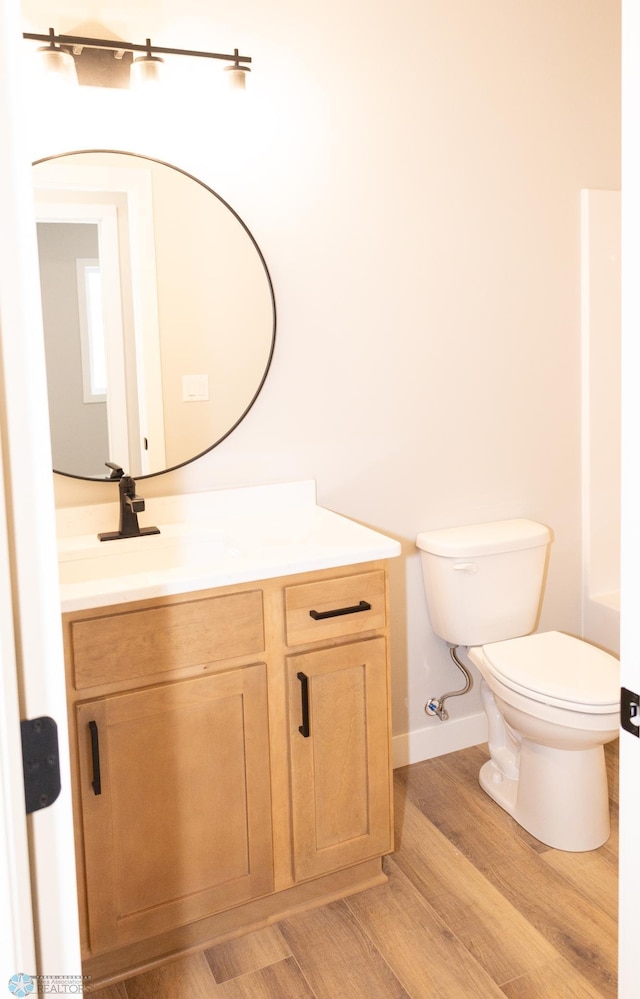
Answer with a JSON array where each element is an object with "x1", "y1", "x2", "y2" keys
[
  {"x1": 288, "y1": 637, "x2": 392, "y2": 881},
  {"x1": 76, "y1": 664, "x2": 273, "y2": 953}
]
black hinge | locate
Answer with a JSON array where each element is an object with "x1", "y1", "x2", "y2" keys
[
  {"x1": 20, "y1": 716, "x2": 61, "y2": 814},
  {"x1": 621, "y1": 687, "x2": 640, "y2": 738}
]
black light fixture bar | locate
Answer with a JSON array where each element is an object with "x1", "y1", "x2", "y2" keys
[{"x1": 23, "y1": 29, "x2": 252, "y2": 68}]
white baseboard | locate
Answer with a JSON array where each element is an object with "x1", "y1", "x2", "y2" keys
[{"x1": 392, "y1": 711, "x2": 488, "y2": 768}]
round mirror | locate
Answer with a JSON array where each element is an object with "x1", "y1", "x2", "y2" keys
[{"x1": 33, "y1": 150, "x2": 276, "y2": 480}]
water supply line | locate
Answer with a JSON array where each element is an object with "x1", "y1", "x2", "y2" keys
[{"x1": 425, "y1": 646, "x2": 472, "y2": 721}]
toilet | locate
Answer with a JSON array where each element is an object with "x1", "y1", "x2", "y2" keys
[{"x1": 416, "y1": 519, "x2": 620, "y2": 852}]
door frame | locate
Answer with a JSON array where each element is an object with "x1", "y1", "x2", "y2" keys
[
  {"x1": 618, "y1": 1, "x2": 640, "y2": 993},
  {"x1": 0, "y1": 428, "x2": 36, "y2": 993},
  {"x1": 0, "y1": 0, "x2": 81, "y2": 981}
]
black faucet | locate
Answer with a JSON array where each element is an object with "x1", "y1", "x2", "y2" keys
[{"x1": 98, "y1": 468, "x2": 160, "y2": 542}]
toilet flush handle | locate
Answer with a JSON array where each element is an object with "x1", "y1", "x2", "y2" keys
[{"x1": 452, "y1": 562, "x2": 478, "y2": 574}]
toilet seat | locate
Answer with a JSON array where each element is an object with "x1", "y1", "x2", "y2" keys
[{"x1": 481, "y1": 631, "x2": 619, "y2": 714}]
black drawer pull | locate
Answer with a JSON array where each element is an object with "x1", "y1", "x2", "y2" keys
[
  {"x1": 297, "y1": 671, "x2": 310, "y2": 738},
  {"x1": 309, "y1": 599, "x2": 371, "y2": 621},
  {"x1": 88, "y1": 720, "x2": 102, "y2": 796}
]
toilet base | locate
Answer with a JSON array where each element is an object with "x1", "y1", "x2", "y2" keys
[{"x1": 479, "y1": 739, "x2": 611, "y2": 852}]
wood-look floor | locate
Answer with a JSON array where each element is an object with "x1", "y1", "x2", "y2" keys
[{"x1": 91, "y1": 740, "x2": 618, "y2": 998}]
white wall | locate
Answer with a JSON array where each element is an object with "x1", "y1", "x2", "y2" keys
[
  {"x1": 20, "y1": 0, "x2": 620, "y2": 761},
  {"x1": 581, "y1": 189, "x2": 620, "y2": 656}
]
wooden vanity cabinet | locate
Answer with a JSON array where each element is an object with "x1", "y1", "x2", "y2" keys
[
  {"x1": 76, "y1": 665, "x2": 273, "y2": 953},
  {"x1": 287, "y1": 637, "x2": 391, "y2": 880},
  {"x1": 284, "y1": 570, "x2": 392, "y2": 881},
  {"x1": 62, "y1": 561, "x2": 393, "y2": 985}
]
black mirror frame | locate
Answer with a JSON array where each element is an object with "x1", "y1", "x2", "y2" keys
[{"x1": 34, "y1": 149, "x2": 276, "y2": 481}]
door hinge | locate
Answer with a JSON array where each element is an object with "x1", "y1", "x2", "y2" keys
[
  {"x1": 20, "y1": 716, "x2": 61, "y2": 814},
  {"x1": 621, "y1": 687, "x2": 640, "y2": 738}
]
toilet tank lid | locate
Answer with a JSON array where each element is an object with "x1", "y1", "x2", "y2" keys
[{"x1": 416, "y1": 519, "x2": 551, "y2": 557}]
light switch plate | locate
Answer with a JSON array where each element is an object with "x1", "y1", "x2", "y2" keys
[{"x1": 182, "y1": 374, "x2": 209, "y2": 401}]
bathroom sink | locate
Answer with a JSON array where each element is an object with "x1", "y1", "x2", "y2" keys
[
  {"x1": 56, "y1": 481, "x2": 402, "y2": 612},
  {"x1": 58, "y1": 530, "x2": 240, "y2": 586}
]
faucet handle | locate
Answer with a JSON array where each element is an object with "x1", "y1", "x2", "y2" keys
[
  {"x1": 121, "y1": 475, "x2": 144, "y2": 512},
  {"x1": 105, "y1": 462, "x2": 124, "y2": 480}
]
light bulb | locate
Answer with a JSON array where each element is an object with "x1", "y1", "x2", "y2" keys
[
  {"x1": 224, "y1": 63, "x2": 250, "y2": 91},
  {"x1": 130, "y1": 54, "x2": 164, "y2": 88},
  {"x1": 37, "y1": 45, "x2": 77, "y2": 85}
]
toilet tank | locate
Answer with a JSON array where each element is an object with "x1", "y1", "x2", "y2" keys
[{"x1": 416, "y1": 519, "x2": 551, "y2": 647}]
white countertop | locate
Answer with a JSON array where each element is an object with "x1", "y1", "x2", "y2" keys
[{"x1": 57, "y1": 481, "x2": 401, "y2": 613}]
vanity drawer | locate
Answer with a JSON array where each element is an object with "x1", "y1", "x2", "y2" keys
[
  {"x1": 284, "y1": 570, "x2": 386, "y2": 647},
  {"x1": 69, "y1": 590, "x2": 264, "y2": 689}
]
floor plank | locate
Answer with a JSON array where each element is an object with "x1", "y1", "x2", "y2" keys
[
  {"x1": 345, "y1": 856, "x2": 506, "y2": 997},
  {"x1": 204, "y1": 925, "x2": 291, "y2": 983},
  {"x1": 278, "y1": 899, "x2": 410, "y2": 998},
  {"x1": 211, "y1": 958, "x2": 315, "y2": 998},
  {"x1": 397, "y1": 749, "x2": 547, "y2": 866},
  {"x1": 89, "y1": 985, "x2": 128, "y2": 998},
  {"x1": 123, "y1": 952, "x2": 216, "y2": 999},
  {"x1": 488, "y1": 856, "x2": 617, "y2": 998},
  {"x1": 500, "y1": 959, "x2": 610, "y2": 999},
  {"x1": 392, "y1": 791, "x2": 563, "y2": 987},
  {"x1": 542, "y1": 846, "x2": 618, "y2": 922}
]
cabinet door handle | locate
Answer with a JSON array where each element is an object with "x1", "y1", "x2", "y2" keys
[
  {"x1": 88, "y1": 720, "x2": 102, "y2": 796},
  {"x1": 297, "y1": 671, "x2": 310, "y2": 738},
  {"x1": 309, "y1": 599, "x2": 371, "y2": 621}
]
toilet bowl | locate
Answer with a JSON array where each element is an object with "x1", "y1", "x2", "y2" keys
[
  {"x1": 416, "y1": 519, "x2": 621, "y2": 853},
  {"x1": 468, "y1": 631, "x2": 619, "y2": 851}
]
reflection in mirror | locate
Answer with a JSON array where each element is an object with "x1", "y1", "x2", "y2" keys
[{"x1": 33, "y1": 151, "x2": 276, "y2": 480}]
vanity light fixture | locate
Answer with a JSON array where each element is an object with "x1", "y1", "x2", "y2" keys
[{"x1": 23, "y1": 27, "x2": 252, "y2": 91}]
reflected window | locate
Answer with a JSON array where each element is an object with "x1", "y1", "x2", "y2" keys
[{"x1": 77, "y1": 258, "x2": 107, "y2": 402}]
